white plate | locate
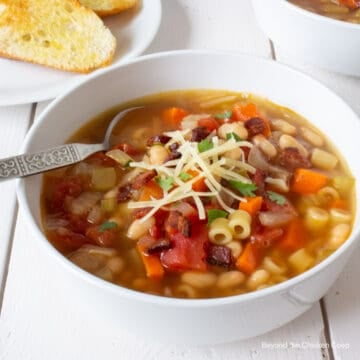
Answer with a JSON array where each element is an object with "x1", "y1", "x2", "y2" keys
[{"x1": 0, "y1": 0, "x2": 161, "y2": 106}]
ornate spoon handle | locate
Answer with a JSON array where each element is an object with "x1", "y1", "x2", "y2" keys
[{"x1": 0, "y1": 143, "x2": 105, "y2": 180}]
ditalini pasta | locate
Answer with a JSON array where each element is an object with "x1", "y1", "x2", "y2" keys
[{"x1": 41, "y1": 90, "x2": 355, "y2": 299}]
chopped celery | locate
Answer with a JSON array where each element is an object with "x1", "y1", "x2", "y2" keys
[
  {"x1": 91, "y1": 167, "x2": 117, "y2": 191},
  {"x1": 105, "y1": 149, "x2": 133, "y2": 167},
  {"x1": 101, "y1": 197, "x2": 117, "y2": 213},
  {"x1": 332, "y1": 176, "x2": 355, "y2": 196}
]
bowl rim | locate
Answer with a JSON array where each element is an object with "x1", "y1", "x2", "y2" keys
[
  {"x1": 279, "y1": 0, "x2": 360, "y2": 29},
  {"x1": 17, "y1": 49, "x2": 360, "y2": 308}
]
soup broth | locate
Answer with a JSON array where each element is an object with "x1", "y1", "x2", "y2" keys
[
  {"x1": 289, "y1": 0, "x2": 360, "y2": 23},
  {"x1": 41, "y1": 90, "x2": 355, "y2": 299}
]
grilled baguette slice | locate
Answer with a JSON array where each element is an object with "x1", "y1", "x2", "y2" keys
[
  {"x1": 79, "y1": 0, "x2": 138, "y2": 17},
  {"x1": 0, "y1": 0, "x2": 116, "y2": 73}
]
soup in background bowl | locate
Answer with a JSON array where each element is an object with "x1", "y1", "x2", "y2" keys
[
  {"x1": 252, "y1": 0, "x2": 360, "y2": 76},
  {"x1": 41, "y1": 90, "x2": 355, "y2": 299},
  {"x1": 17, "y1": 51, "x2": 360, "y2": 345},
  {"x1": 289, "y1": 0, "x2": 360, "y2": 23}
]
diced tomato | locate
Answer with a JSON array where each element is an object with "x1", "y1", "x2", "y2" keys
[
  {"x1": 53, "y1": 228, "x2": 89, "y2": 251},
  {"x1": 85, "y1": 225, "x2": 116, "y2": 247},
  {"x1": 198, "y1": 117, "x2": 219, "y2": 132},
  {"x1": 250, "y1": 227, "x2": 284, "y2": 249},
  {"x1": 160, "y1": 223, "x2": 208, "y2": 271},
  {"x1": 50, "y1": 177, "x2": 84, "y2": 211}
]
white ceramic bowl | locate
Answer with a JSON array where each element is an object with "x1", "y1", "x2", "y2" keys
[
  {"x1": 252, "y1": 0, "x2": 360, "y2": 76},
  {"x1": 17, "y1": 50, "x2": 360, "y2": 345}
]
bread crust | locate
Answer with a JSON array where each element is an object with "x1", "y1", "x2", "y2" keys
[{"x1": 80, "y1": 0, "x2": 139, "y2": 17}]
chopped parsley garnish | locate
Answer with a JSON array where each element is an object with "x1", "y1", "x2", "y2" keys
[
  {"x1": 228, "y1": 180, "x2": 258, "y2": 197},
  {"x1": 99, "y1": 221, "x2": 118, "y2": 232},
  {"x1": 156, "y1": 176, "x2": 174, "y2": 192},
  {"x1": 207, "y1": 209, "x2": 228, "y2": 226},
  {"x1": 198, "y1": 139, "x2": 214, "y2": 153},
  {"x1": 267, "y1": 191, "x2": 286, "y2": 205},
  {"x1": 215, "y1": 110, "x2": 232, "y2": 120},
  {"x1": 226, "y1": 132, "x2": 242, "y2": 141},
  {"x1": 179, "y1": 172, "x2": 193, "y2": 181}
]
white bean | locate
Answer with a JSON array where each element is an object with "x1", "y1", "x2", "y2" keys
[
  {"x1": 181, "y1": 271, "x2": 217, "y2": 289},
  {"x1": 217, "y1": 271, "x2": 245, "y2": 289},
  {"x1": 127, "y1": 217, "x2": 155, "y2": 240},
  {"x1": 252, "y1": 134, "x2": 277, "y2": 158},
  {"x1": 149, "y1": 145, "x2": 169, "y2": 165},
  {"x1": 246, "y1": 269, "x2": 270, "y2": 290},
  {"x1": 218, "y1": 122, "x2": 248, "y2": 140},
  {"x1": 300, "y1": 127, "x2": 324, "y2": 147},
  {"x1": 271, "y1": 119, "x2": 297, "y2": 135}
]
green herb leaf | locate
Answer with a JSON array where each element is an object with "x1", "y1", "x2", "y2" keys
[
  {"x1": 215, "y1": 111, "x2": 232, "y2": 120},
  {"x1": 197, "y1": 139, "x2": 214, "y2": 153},
  {"x1": 226, "y1": 132, "x2": 242, "y2": 141},
  {"x1": 156, "y1": 176, "x2": 174, "y2": 192},
  {"x1": 229, "y1": 180, "x2": 258, "y2": 197},
  {"x1": 179, "y1": 172, "x2": 193, "y2": 181},
  {"x1": 207, "y1": 209, "x2": 228, "y2": 226},
  {"x1": 99, "y1": 221, "x2": 118, "y2": 232},
  {"x1": 267, "y1": 191, "x2": 287, "y2": 205}
]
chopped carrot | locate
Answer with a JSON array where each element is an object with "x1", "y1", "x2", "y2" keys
[
  {"x1": 186, "y1": 169, "x2": 208, "y2": 192},
  {"x1": 138, "y1": 180, "x2": 163, "y2": 201},
  {"x1": 232, "y1": 103, "x2": 260, "y2": 122},
  {"x1": 278, "y1": 218, "x2": 306, "y2": 253},
  {"x1": 291, "y1": 168, "x2": 328, "y2": 195},
  {"x1": 330, "y1": 198, "x2": 347, "y2": 210},
  {"x1": 137, "y1": 243, "x2": 164, "y2": 280},
  {"x1": 162, "y1": 107, "x2": 189, "y2": 128},
  {"x1": 339, "y1": 0, "x2": 359, "y2": 9},
  {"x1": 239, "y1": 196, "x2": 263, "y2": 217},
  {"x1": 236, "y1": 242, "x2": 263, "y2": 275}
]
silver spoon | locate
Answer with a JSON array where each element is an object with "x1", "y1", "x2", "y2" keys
[{"x1": 0, "y1": 107, "x2": 142, "y2": 181}]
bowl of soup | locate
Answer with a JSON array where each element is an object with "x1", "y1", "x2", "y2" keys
[
  {"x1": 17, "y1": 50, "x2": 360, "y2": 345},
  {"x1": 252, "y1": 0, "x2": 360, "y2": 76}
]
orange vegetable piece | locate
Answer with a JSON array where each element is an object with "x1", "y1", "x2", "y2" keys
[
  {"x1": 291, "y1": 168, "x2": 328, "y2": 194},
  {"x1": 232, "y1": 103, "x2": 260, "y2": 122},
  {"x1": 330, "y1": 198, "x2": 347, "y2": 210},
  {"x1": 186, "y1": 169, "x2": 208, "y2": 192},
  {"x1": 162, "y1": 107, "x2": 189, "y2": 128},
  {"x1": 339, "y1": 0, "x2": 359, "y2": 9},
  {"x1": 137, "y1": 242, "x2": 165, "y2": 280},
  {"x1": 138, "y1": 180, "x2": 164, "y2": 201},
  {"x1": 278, "y1": 218, "x2": 306, "y2": 253},
  {"x1": 236, "y1": 242, "x2": 263, "y2": 275},
  {"x1": 239, "y1": 196, "x2": 263, "y2": 217}
]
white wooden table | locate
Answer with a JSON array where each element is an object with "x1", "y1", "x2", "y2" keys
[{"x1": 0, "y1": 1, "x2": 359, "y2": 359}]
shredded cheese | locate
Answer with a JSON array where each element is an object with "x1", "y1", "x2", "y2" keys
[{"x1": 126, "y1": 126, "x2": 255, "y2": 221}]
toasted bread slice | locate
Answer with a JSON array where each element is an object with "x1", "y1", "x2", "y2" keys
[
  {"x1": 79, "y1": 0, "x2": 138, "y2": 17},
  {"x1": 0, "y1": 0, "x2": 116, "y2": 73}
]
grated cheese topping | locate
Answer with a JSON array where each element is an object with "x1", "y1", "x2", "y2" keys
[{"x1": 127, "y1": 128, "x2": 256, "y2": 222}]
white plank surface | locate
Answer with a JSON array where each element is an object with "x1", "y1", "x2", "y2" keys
[
  {"x1": 273, "y1": 45, "x2": 360, "y2": 360},
  {"x1": 0, "y1": 105, "x2": 32, "y2": 295},
  {"x1": 0, "y1": 1, "x2": 344, "y2": 359}
]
